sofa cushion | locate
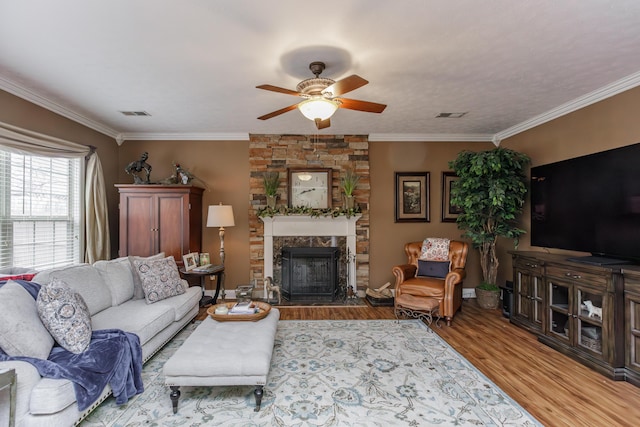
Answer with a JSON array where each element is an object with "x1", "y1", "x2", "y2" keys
[
  {"x1": 129, "y1": 252, "x2": 165, "y2": 300},
  {"x1": 417, "y1": 260, "x2": 450, "y2": 279},
  {"x1": 0, "y1": 280, "x2": 54, "y2": 359},
  {"x1": 37, "y1": 278, "x2": 92, "y2": 354},
  {"x1": 91, "y1": 300, "x2": 175, "y2": 346},
  {"x1": 132, "y1": 256, "x2": 185, "y2": 304},
  {"x1": 29, "y1": 377, "x2": 76, "y2": 415},
  {"x1": 152, "y1": 285, "x2": 201, "y2": 321},
  {"x1": 35, "y1": 264, "x2": 112, "y2": 316},
  {"x1": 93, "y1": 257, "x2": 135, "y2": 305}
]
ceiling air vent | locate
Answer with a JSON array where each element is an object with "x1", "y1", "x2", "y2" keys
[
  {"x1": 435, "y1": 112, "x2": 467, "y2": 118},
  {"x1": 120, "y1": 111, "x2": 151, "y2": 116}
]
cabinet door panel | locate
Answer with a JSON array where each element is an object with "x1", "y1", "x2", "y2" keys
[
  {"x1": 626, "y1": 295, "x2": 640, "y2": 370},
  {"x1": 120, "y1": 194, "x2": 155, "y2": 257},
  {"x1": 157, "y1": 194, "x2": 187, "y2": 261}
]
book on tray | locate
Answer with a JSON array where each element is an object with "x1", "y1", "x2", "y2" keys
[{"x1": 229, "y1": 301, "x2": 258, "y2": 314}]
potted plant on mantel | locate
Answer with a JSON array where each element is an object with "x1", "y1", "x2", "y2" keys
[
  {"x1": 340, "y1": 167, "x2": 360, "y2": 210},
  {"x1": 449, "y1": 147, "x2": 530, "y2": 309},
  {"x1": 263, "y1": 171, "x2": 279, "y2": 209}
]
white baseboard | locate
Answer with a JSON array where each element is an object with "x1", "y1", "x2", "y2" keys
[{"x1": 462, "y1": 288, "x2": 476, "y2": 299}]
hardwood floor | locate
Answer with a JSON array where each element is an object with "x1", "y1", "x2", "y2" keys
[{"x1": 197, "y1": 299, "x2": 640, "y2": 426}]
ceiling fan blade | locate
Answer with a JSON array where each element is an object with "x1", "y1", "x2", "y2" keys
[
  {"x1": 256, "y1": 84, "x2": 301, "y2": 96},
  {"x1": 323, "y1": 75, "x2": 368, "y2": 97},
  {"x1": 257, "y1": 103, "x2": 299, "y2": 120},
  {"x1": 315, "y1": 118, "x2": 331, "y2": 129},
  {"x1": 338, "y1": 98, "x2": 387, "y2": 113}
]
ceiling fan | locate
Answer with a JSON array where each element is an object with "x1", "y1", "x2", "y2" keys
[{"x1": 256, "y1": 61, "x2": 387, "y2": 129}]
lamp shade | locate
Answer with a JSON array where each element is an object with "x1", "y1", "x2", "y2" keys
[
  {"x1": 297, "y1": 97, "x2": 339, "y2": 121},
  {"x1": 206, "y1": 204, "x2": 235, "y2": 227}
]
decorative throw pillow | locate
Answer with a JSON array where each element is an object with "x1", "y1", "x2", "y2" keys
[
  {"x1": 419, "y1": 238, "x2": 450, "y2": 261},
  {"x1": 417, "y1": 260, "x2": 451, "y2": 279},
  {"x1": 0, "y1": 280, "x2": 54, "y2": 359},
  {"x1": 129, "y1": 252, "x2": 165, "y2": 299},
  {"x1": 132, "y1": 255, "x2": 185, "y2": 304},
  {"x1": 37, "y1": 278, "x2": 92, "y2": 354}
]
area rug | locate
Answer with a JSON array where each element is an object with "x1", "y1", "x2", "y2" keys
[{"x1": 81, "y1": 320, "x2": 541, "y2": 426}]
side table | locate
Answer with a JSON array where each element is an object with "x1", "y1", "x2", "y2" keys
[
  {"x1": 179, "y1": 265, "x2": 224, "y2": 307},
  {"x1": 0, "y1": 368, "x2": 16, "y2": 427}
]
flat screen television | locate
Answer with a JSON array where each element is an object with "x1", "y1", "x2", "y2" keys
[{"x1": 530, "y1": 142, "x2": 640, "y2": 265}]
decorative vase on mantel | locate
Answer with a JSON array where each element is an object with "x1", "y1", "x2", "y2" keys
[
  {"x1": 344, "y1": 195, "x2": 355, "y2": 210},
  {"x1": 266, "y1": 194, "x2": 277, "y2": 209}
]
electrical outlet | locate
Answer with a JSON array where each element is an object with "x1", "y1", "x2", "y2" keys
[{"x1": 462, "y1": 288, "x2": 476, "y2": 299}]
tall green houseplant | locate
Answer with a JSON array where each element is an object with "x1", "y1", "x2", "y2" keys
[{"x1": 449, "y1": 147, "x2": 530, "y2": 288}]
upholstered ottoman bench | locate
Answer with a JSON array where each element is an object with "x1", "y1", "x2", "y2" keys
[{"x1": 163, "y1": 307, "x2": 280, "y2": 413}]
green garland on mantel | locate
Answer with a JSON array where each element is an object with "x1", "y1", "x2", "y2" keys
[{"x1": 257, "y1": 205, "x2": 361, "y2": 218}]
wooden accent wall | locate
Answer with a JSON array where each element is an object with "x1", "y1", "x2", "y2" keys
[{"x1": 248, "y1": 134, "x2": 370, "y2": 291}]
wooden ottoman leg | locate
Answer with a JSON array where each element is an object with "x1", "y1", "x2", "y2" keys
[
  {"x1": 169, "y1": 386, "x2": 181, "y2": 414},
  {"x1": 254, "y1": 385, "x2": 264, "y2": 411}
]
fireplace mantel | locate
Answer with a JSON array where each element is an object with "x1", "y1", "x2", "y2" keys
[{"x1": 260, "y1": 215, "x2": 361, "y2": 294}]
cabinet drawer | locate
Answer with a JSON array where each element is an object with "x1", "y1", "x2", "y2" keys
[
  {"x1": 514, "y1": 257, "x2": 543, "y2": 275},
  {"x1": 546, "y1": 265, "x2": 609, "y2": 288}
]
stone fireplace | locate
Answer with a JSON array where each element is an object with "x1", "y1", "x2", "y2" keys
[{"x1": 248, "y1": 134, "x2": 370, "y2": 292}]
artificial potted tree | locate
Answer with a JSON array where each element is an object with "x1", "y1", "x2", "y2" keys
[
  {"x1": 340, "y1": 167, "x2": 360, "y2": 210},
  {"x1": 263, "y1": 171, "x2": 279, "y2": 209},
  {"x1": 449, "y1": 147, "x2": 530, "y2": 309}
]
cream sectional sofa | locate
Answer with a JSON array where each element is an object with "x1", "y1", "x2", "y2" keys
[{"x1": 0, "y1": 255, "x2": 201, "y2": 427}]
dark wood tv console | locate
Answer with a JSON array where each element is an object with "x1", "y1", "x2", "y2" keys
[{"x1": 510, "y1": 251, "x2": 640, "y2": 386}]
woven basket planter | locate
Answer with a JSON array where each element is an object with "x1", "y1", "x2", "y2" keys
[{"x1": 475, "y1": 287, "x2": 501, "y2": 310}]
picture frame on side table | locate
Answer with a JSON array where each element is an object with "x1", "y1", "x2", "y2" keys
[
  {"x1": 182, "y1": 252, "x2": 198, "y2": 271},
  {"x1": 441, "y1": 171, "x2": 462, "y2": 222},
  {"x1": 288, "y1": 167, "x2": 332, "y2": 209},
  {"x1": 395, "y1": 172, "x2": 430, "y2": 222},
  {"x1": 199, "y1": 253, "x2": 210, "y2": 266}
]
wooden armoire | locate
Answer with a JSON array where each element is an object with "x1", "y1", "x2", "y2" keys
[{"x1": 116, "y1": 185, "x2": 204, "y2": 263}]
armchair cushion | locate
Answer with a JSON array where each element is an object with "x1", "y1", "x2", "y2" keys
[
  {"x1": 419, "y1": 238, "x2": 450, "y2": 261},
  {"x1": 417, "y1": 260, "x2": 450, "y2": 278}
]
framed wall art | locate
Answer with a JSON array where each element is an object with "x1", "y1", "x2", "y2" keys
[
  {"x1": 441, "y1": 171, "x2": 462, "y2": 222},
  {"x1": 288, "y1": 167, "x2": 332, "y2": 209},
  {"x1": 395, "y1": 172, "x2": 430, "y2": 222}
]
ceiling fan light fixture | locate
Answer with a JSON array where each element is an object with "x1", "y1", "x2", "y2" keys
[{"x1": 297, "y1": 97, "x2": 339, "y2": 121}]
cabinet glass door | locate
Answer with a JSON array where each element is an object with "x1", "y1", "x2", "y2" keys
[
  {"x1": 576, "y1": 287, "x2": 603, "y2": 356},
  {"x1": 531, "y1": 276, "x2": 543, "y2": 327},
  {"x1": 515, "y1": 271, "x2": 529, "y2": 319},
  {"x1": 548, "y1": 280, "x2": 571, "y2": 343}
]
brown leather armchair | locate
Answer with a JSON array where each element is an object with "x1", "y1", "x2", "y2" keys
[{"x1": 392, "y1": 240, "x2": 469, "y2": 326}]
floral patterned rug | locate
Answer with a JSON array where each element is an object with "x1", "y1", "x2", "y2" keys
[{"x1": 81, "y1": 319, "x2": 540, "y2": 426}]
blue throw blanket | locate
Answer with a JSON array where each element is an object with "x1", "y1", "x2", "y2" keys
[{"x1": 0, "y1": 280, "x2": 144, "y2": 411}]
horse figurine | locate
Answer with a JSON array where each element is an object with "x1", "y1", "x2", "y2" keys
[
  {"x1": 263, "y1": 276, "x2": 281, "y2": 305},
  {"x1": 583, "y1": 300, "x2": 602, "y2": 319},
  {"x1": 125, "y1": 152, "x2": 152, "y2": 184}
]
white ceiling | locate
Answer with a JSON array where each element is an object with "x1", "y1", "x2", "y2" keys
[{"x1": 2, "y1": 0, "x2": 640, "y2": 144}]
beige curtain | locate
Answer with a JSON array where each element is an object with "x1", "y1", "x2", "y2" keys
[{"x1": 0, "y1": 121, "x2": 111, "y2": 263}]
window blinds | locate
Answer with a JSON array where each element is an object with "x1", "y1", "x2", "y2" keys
[{"x1": 0, "y1": 149, "x2": 81, "y2": 270}]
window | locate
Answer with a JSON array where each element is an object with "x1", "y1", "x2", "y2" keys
[{"x1": 0, "y1": 150, "x2": 82, "y2": 270}]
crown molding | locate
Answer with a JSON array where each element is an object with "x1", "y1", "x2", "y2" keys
[
  {"x1": 368, "y1": 133, "x2": 494, "y2": 142},
  {"x1": 493, "y1": 70, "x2": 640, "y2": 144},
  {"x1": 0, "y1": 76, "x2": 120, "y2": 140},
  {"x1": 5, "y1": 69, "x2": 640, "y2": 146},
  {"x1": 118, "y1": 132, "x2": 250, "y2": 143}
]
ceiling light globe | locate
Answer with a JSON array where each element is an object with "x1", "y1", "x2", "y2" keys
[{"x1": 297, "y1": 98, "x2": 339, "y2": 121}]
